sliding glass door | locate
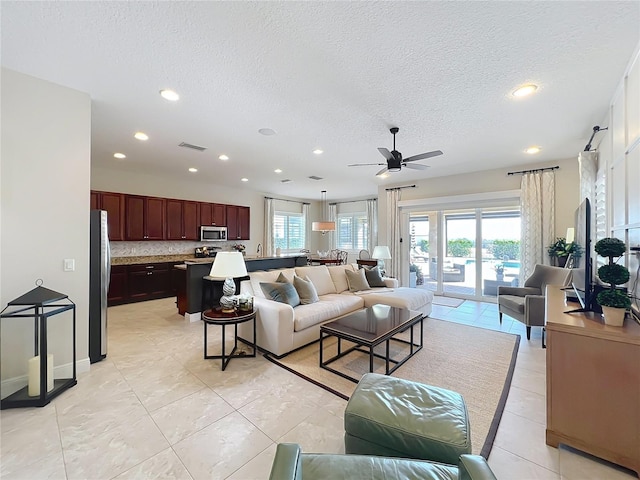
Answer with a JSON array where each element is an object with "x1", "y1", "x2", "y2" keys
[{"x1": 409, "y1": 207, "x2": 520, "y2": 300}]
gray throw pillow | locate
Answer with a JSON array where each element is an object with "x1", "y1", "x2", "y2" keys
[
  {"x1": 364, "y1": 266, "x2": 386, "y2": 287},
  {"x1": 260, "y1": 282, "x2": 300, "y2": 307},
  {"x1": 345, "y1": 268, "x2": 371, "y2": 292},
  {"x1": 293, "y1": 275, "x2": 319, "y2": 305}
]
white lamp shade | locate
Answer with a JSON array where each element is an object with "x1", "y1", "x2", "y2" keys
[
  {"x1": 209, "y1": 252, "x2": 247, "y2": 278},
  {"x1": 312, "y1": 221, "x2": 336, "y2": 232},
  {"x1": 372, "y1": 246, "x2": 392, "y2": 260}
]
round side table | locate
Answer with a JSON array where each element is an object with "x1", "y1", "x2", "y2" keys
[{"x1": 202, "y1": 307, "x2": 257, "y2": 371}]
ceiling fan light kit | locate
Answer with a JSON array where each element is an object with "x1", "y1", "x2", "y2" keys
[{"x1": 348, "y1": 127, "x2": 443, "y2": 176}]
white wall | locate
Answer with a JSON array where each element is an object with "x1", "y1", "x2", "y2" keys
[
  {"x1": 597, "y1": 41, "x2": 640, "y2": 317},
  {"x1": 1, "y1": 69, "x2": 91, "y2": 388},
  {"x1": 377, "y1": 157, "x2": 580, "y2": 250}
]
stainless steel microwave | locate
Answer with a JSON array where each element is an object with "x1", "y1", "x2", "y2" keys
[{"x1": 200, "y1": 225, "x2": 227, "y2": 241}]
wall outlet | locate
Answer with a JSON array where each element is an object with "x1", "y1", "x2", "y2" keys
[{"x1": 63, "y1": 259, "x2": 75, "y2": 271}]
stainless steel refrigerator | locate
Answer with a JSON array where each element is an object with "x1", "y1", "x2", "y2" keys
[{"x1": 89, "y1": 209, "x2": 110, "y2": 363}]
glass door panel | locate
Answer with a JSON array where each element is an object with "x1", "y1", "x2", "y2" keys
[
  {"x1": 481, "y1": 210, "x2": 521, "y2": 297},
  {"x1": 442, "y1": 210, "x2": 475, "y2": 296}
]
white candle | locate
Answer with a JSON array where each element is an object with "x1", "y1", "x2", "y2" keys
[{"x1": 27, "y1": 354, "x2": 54, "y2": 396}]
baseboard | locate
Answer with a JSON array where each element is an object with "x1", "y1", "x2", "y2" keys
[
  {"x1": 1, "y1": 357, "x2": 91, "y2": 399},
  {"x1": 185, "y1": 312, "x2": 201, "y2": 323}
]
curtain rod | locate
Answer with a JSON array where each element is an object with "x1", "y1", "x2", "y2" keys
[
  {"x1": 329, "y1": 198, "x2": 377, "y2": 205},
  {"x1": 385, "y1": 184, "x2": 416, "y2": 191},
  {"x1": 507, "y1": 166, "x2": 559, "y2": 176},
  {"x1": 264, "y1": 196, "x2": 310, "y2": 205}
]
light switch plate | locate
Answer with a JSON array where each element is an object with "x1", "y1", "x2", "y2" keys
[{"x1": 64, "y1": 259, "x2": 75, "y2": 271}]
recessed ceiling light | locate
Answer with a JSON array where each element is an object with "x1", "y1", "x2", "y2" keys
[
  {"x1": 113, "y1": 153, "x2": 126, "y2": 159},
  {"x1": 313, "y1": 149, "x2": 323, "y2": 155},
  {"x1": 525, "y1": 146, "x2": 541, "y2": 154},
  {"x1": 512, "y1": 84, "x2": 538, "y2": 97},
  {"x1": 258, "y1": 128, "x2": 277, "y2": 136},
  {"x1": 274, "y1": 168, "x2": 282, "y2": 173},
  {"x1": 134, "y1": 132, "x2": 149, "y2": 141},
  {"x1": 188, "y1": 167, "x2": 198, "y2": 172},
  {"x1": 219, "y1": 154, "x2": 229, "y2": 161},
  {"x1": 241, "y1": 178, "x2": 249, "y2": 182},
  {"x1": 159, "y1": 89, "x2": 180, "y2": 101}
]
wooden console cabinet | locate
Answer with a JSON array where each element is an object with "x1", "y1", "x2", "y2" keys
[{"x1": 545, "y1": 285, "x2": 640, "y2": 476}]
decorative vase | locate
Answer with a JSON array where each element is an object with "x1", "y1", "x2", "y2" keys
[
  {"x1": 557, "y1": 256, "x2": 567, "y2": 268},
  {"x1": 496, "y1": 274, "x2": 504, "y2": 282},
  {"x1": 601, "y1": 306, "x2": 626, "y2": 327}
]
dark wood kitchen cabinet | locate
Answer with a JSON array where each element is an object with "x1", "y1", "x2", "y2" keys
[
  {"x1": 91, "y1": 191, "x2": 125, "y2": 241},
  {"x1": 127, "y1": 263, "x2": 172, "y2": 302},
  {"x1": 125, "y1": 195, "x2": 166, "y2": 240},
  {"x1": 226, "y1": 205, "x2": 250, "y2": 240},
  {"x1": 166, "y1": 200, "x2": 199, "y2": 240},
  {"x1": 199, "y1": 202, "x2": 227, "y2": 227},
  {"x1": 107, "y1": 265, "x2": 128, "y2": 305}
]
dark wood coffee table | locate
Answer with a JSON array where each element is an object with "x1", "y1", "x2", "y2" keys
[{"x1": 319, "y1": 305, "x2": 423, "y2": 383}]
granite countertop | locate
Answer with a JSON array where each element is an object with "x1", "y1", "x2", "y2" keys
[{"x1": 112, "y1": 254, "x2": 305, "y2": 266}]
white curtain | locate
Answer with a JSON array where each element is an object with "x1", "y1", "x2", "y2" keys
[
  {"x1": 302, "y1": 203, "x2": 310, "y2": 250},
  {"x1": 264, "y1": 197, "x2": 275, "y2": 257},
  {"x1": 578, "y1": 151, "x2": 598, "y2": 204},
  {"x1": 520, "y1": 170, "x2": 555, "y2": 283},
  {"x1": 386, "y1": 189, "x2": 401, "y2": 279},
  {"x1": 366, "y1": 199, "x2": 378, "y2": 252},
  {"x1": 328, "y1": 203, "x2": 337, "y2": 249}
]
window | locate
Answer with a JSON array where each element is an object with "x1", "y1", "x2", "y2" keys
[
  {"x1": 274, "y1": 212, "x2": 305, "y2": 252},
  {"x1": 337, "y1": 213, "x2": 368, "y2": 250}
]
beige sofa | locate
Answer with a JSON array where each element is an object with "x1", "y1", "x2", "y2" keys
[{"x1": 238, "y1": 264, "x2": 433, "y2": 357}]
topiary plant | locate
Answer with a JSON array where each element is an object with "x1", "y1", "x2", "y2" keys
[{"x1": 595, "y1": 237, "x2": 631, "y2": 310}]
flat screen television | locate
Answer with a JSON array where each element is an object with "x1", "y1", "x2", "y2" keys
[{"x1": 568, "y1": 198, "x2": 592, "y2": 312}]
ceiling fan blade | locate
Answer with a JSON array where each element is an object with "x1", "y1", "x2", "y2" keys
[
  {"x1": 348, "y1": 162, "x2": 386, "y2": 167},
  {"x1": 403, "y1": 150, "x2": 443, "y2": 163},
  {"x1": 377, "y1": 148, "x2": 394, "y2": 161},
  {"x1": 403, "y1": 163, "x2": 429, "y2": 170},
  {"x1": 375, "y1": 166, "x2": 389, "y2": 176}
]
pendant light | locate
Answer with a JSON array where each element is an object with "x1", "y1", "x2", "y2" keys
[{"x1": 312, "y1": 190, "x2": 336, "y2": 235}]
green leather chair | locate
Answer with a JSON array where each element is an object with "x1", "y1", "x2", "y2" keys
[{"x1": 268, "y1": 443, "x2": 498, "y2": 480}]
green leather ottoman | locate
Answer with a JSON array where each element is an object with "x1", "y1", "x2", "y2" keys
[{"x1": 344, "y1": 373, "x2": 471, "y2": 465}]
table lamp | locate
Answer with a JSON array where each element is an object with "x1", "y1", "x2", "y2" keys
[
  {"x1": 210, "y1": 252, "x2": 248, "y2": 312},
  {"x1": 372, "y1": 245, "x2": 392, "y2": 275}
]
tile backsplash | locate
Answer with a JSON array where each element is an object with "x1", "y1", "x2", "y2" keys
[{"x1": 111, "y1": 241, "x2": 237, "y2": 257}]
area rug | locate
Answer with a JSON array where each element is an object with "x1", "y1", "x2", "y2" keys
[
  {"x1": 433, "y1": 296, "x2": 465, "y2": 308},
  {"x1": 265, "y1": 318, "x2": 519, "y2": 458}
]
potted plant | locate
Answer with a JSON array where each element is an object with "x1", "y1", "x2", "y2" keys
[
  {"x1": 595, "y1": 237, "x2": 631, "y2": 327},
  {"x1": 494, "y1": 263, "x2": 505, "y2": 281},
  {"x1": 547, "y1": 237, "x2": 582, "y2": 267},
  {"x1": 409, "y1": 263, "x2": 423, "y2": 287}
]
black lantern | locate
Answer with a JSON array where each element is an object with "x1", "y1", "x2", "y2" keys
[{"x1": 0, "y1": 281, "x2": 77, "y2": 409}]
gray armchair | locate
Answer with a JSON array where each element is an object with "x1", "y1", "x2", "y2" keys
[{"x1": 498, "y1": 264, "x2": 571, "y2": 345}]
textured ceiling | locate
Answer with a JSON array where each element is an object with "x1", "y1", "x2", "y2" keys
[{"x1": 2, "y1": 1, "x2": 639, "y2": 202}]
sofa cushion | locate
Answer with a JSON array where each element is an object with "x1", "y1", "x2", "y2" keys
[
  {"x1": 327, "y1": 264, "x2": 355, "y2": 293},
  {"x1": 293, "y1": 294, "x2": 363, "y2": 332},
  {"x1": 295, "y1": 266, "x2": 337, "y2": 296},
  {"x1": 356, "y1": 287, "x2": 433, "y2": 311},
  {"x1": 345, "y1": 268, "x2": 371, "y2": 292},
  {"x1": 293, "y1": 275, "x2": 319, "y2": 305},
  {"x1": 250, "y1": 268, "x2": 296, "y2": 298},
  {"x1": 260, "y1": 282, "x2": 300, "y2": 307},
  {"x1": 363, "y1": 266, "x2": 386, "y2": 287}
]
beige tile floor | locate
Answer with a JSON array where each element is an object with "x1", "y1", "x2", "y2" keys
[{"x1": 1, "y1": 298, "x2": 636, "y2": 479}]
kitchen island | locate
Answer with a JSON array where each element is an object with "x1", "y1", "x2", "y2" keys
[{"x1": 176, "y1": 255, "x2": 308, "y2": 321}]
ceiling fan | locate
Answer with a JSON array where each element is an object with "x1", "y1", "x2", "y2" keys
[{"x1": 348, "y1": 127, "x2": 443, "y2": 176}]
